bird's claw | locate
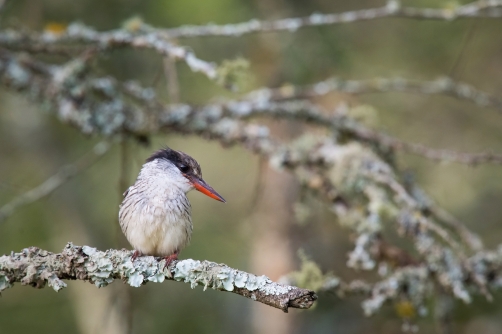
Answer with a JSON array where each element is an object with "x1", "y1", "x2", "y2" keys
[
  {"x1": 163, "y1": 253, "x2": 178, "y2": 270},
  {"x1": 131, "y1": 250, "x2": 142, "y2": 262}
]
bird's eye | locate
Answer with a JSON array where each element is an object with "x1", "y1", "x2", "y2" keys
[{"x1": 179, "y1": 165, "x2": 190, "y2": 173}]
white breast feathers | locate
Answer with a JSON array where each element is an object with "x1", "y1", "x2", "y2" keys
[{"x1": 118, "y1": 159, "x2": 193, "y2": 257}]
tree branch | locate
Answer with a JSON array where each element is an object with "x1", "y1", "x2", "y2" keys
[
  {"x1": 225, "y1": 92, "x2": 502, "y2": 165},
  {"x1": 1, "y1": 48, "x2": 500, "y2": 168},
  {"x1": 248, "y1": 77, "x2": 502, "y2": 113},
  {"x1": 0, "y1": 243, "x2": 317, "y2": 312},
  {"x1": 228, "y1": 95, "x2": 502, "y2": 166},
  {"x1": 161, "y1": 1, "x2": 502, "y2": 38},
  {"x1": 0, "y1": 23, "x2": 218, "y2": 81},
  {"x1": 0, "y1": 47, "x2": 497, "y2": 314}
]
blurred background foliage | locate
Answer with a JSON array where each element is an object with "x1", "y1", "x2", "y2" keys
[{"x1": 2, "y1": 0, "x2": 502, "y2": 333}]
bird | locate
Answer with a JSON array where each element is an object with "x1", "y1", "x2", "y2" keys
[{"x1": 119, "y1": 147, "x2": 225, "y2": 266}]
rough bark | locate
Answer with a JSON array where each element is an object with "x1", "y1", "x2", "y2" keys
[{"x1": 0, "y1": 243, "x2": 317, "y2": 313}]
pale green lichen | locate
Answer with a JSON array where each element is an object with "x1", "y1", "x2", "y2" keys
[
  {"x1": 0, "y1": 275, "x2": 12, "y2": 291},
  {"x1": 234, "y1": 272, "x2": 248, "y2": 288},
  {"x1": 347, "y1": 104, "x2": 379, "y2": 128},
  {"x1": 347, "y1": 234, "x2": 376, "y2": 270},
  {"x1": 6, "y1": 60, "x2": 31, "y2": 87},
  {"x1": 128, "y1": 272, "x2": 144, "y2": 288},
  {"x1": 288, "y1": 250, "x2": 328, "y2": 292},
  {"x1": 1, "y1": 244, "x2": 315, "y2": 312},
  {"x1": 172, "y1": 259, "x2": 290, "y2": 296},
  {"x1": 46, "y1": 274, "x2": 67, "y2": 291},
  {"x1": 293, "y1": 202, "x2": 311, "y2": 226},
  {"x1": 122, "y1": 16, "x2": 145, "y2": 32},
  {"x1": 82, "y1": 245, "x2": 165, "y2": 288},
  {"x1": 216, "y1": 57, "x2": 250, "y2": 91},
  {"x1": 217, "y1": 268, "x2": 236, "y2": 291},
  {"x1": 362, "y1": 266, "x2": 430, "y2": 317},
  {"x1": 82, "y1": 246, "x2": 115, "y2": 287}
]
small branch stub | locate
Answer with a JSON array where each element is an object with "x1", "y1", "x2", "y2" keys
[{"x1": 0, "y1": 243, "x2": 317, "y2": 312}]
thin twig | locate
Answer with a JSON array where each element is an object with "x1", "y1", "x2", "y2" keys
[
  {"x1": 116, "y1": 139, "x2": 131, "y2": 249},
  {"x1": 402, "y1": 178, "x2": 483, "y2": 252},
  {"x1": 163, "y1": 55, "x2": 180, "y2": 103},
  {"x1": 161, "y1": 1, "x2": 502, "y2": 39},
  {"x1": 448, "y1": 20, "x2": 478, "y2": 79},
  {"x1": 364, "y1": 170, "x2": 466, "y2": 255},
  {"x1": 0, "y1": 141, "x2": 111, "y2": 223},
  {"x1": 223, "y1": 96, "x2": 502, "y2": 166},
  {"x1": 246, "y1": 77, "x2": 502, "y2": 112},
  {"x1": 344, "y1": 122, "x2": 502, "y2": 166},
  {"x1": 431, "y1": 206, "x2": 483, "y2": 251}
]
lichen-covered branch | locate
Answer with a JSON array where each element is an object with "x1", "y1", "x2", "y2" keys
[
  {"x1": 158, "y1": 1, "x2": 502, "y2": 38},
  {"x1": 1, "y1": 19, "x2": 502, "y2": 319},
  {"x1": 0, "y1": 243, "x2": 317, "y2": 312},
  {"x1": 0, "y1": 23, "x2": 219, "y2": 81},
  {"x1": 0, "y1": 49, "x2": 488, "y2": 249},
  {"x1": 247, "y1": 76, "x2": 502, "y2": 113},
  {"x1": 2, "y1": 2, "x2": 502, "y2": 81},
  {"x1": 1, "y1": 49, "x2": 500, "y2": 167},
  {"x1": 234, "y1": 93, "x2": 502, "y2": 166}
]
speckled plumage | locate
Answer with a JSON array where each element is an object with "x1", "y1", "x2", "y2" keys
[{"x1": 119, "y1": 149, "x2": 202, "y2": 257}]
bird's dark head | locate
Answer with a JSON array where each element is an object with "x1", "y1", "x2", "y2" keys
[{"x1": 146, "y1": 147, "x2": 225, "y2": 202}]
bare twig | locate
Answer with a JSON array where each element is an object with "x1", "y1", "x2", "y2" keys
[
  {"x1": 350, "y1": 128, "x2": 502, "y2": 166},
  {"x1": 161, "y1": 1, "x2": 502, "y2": 39},
  {"x1": 0, "y1": 243, "x2": 317, "y2": 312},
  {"x1": 163, "y1": 55, "x2": 180, "y2": 103},
  {"x1": 0, "y1": 141, "x2": 111, "y2": 223},
  {"x1": 246, "y1": 77, "x2": 502, "y2": 112},
  {"x1": 448, "y1": 20, "x2": 478, "y2": 79},
  {"x1": 430, "y1": 205, "x2": 483, "y2": 251}
]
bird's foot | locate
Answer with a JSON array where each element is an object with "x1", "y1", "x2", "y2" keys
[
  {"x1": 162, "y1": 252, "x2": 178, "y2": 270},
  {"x1": 131, "y1": 250, "x2": 142, "y2": 261}
]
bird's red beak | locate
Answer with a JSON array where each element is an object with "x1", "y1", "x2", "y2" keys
[{"x1": 191, "y1": 177, "x2": 226, "y2": 203}]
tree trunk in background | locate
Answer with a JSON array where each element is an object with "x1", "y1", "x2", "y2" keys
[
  {"x1": 51, "y1": 210, "x2": 129, "y2": 334},
  {"x1": 249, "y1": 3, "x2": 299, "y2": 330},
  {"x1": 249, "y1": 156, "x2": 298, "y2": 334},
  {"x1": 249, "y1": 1, "x2": 298, "y2": 329}
]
